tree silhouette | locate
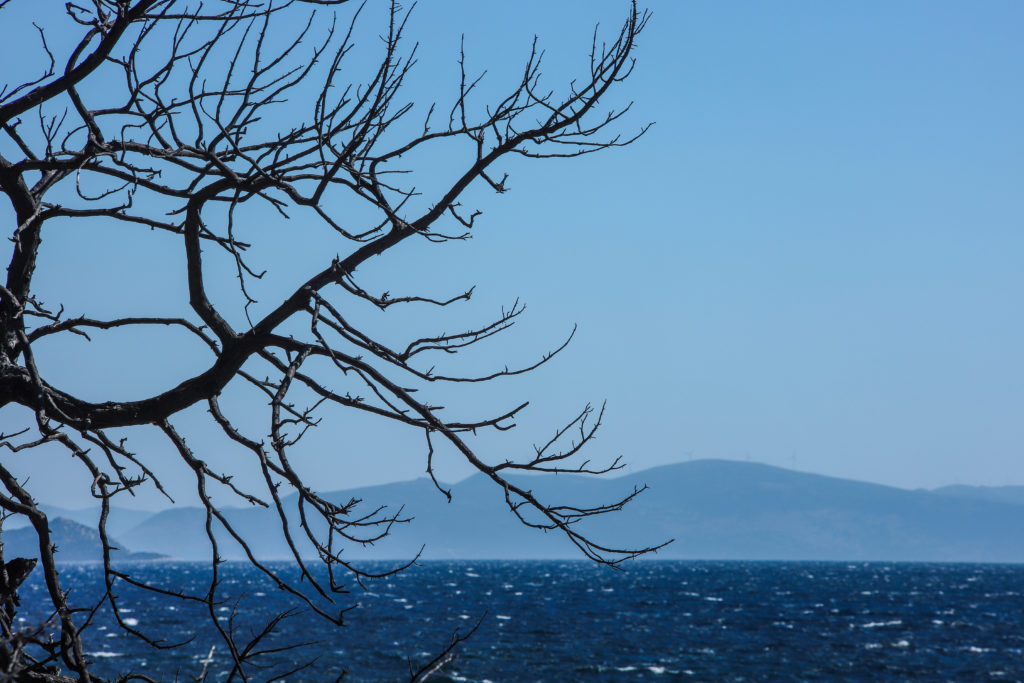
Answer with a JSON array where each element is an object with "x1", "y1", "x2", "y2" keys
[{"x1": 0, "y1": 0, "x2": 657, "y2": 679}]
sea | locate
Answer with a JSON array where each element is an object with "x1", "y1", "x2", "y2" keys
[{"x1": 14, "y1": 560, "x2": 1024, "y2": 681}]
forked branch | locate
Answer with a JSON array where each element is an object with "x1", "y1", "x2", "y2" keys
[{"x1": 0, "y1": 1, "x2": 659, "y2": 680}]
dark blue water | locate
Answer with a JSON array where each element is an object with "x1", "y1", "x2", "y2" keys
[{"x1": 16, "y1": 561, "x2": 1024, "y2": 681}]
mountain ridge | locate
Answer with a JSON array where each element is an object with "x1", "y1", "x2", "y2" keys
[
  {"x1": 12, "y1": 460, "x2": 1024, "y2": 563},
  {"x1": 2, "y1": 517, "x2": 166, "y2": 563}
]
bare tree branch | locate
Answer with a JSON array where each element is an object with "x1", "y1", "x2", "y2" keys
[{"x1": 0, "y1": 1, "x2": 659, "y2": 679}]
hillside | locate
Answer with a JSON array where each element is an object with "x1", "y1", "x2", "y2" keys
[
  {"x1": 931, "y1": 484, "x2": 1024, "y2": 508},
  {"x1": 3, "y1": 517, "x2": 165, "y2": 563},
  {"x1": 105, "y1": 460, "x2": 1024, "y2": 563}
]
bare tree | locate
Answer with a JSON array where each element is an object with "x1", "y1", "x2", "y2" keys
[{"x1": 0, "y1": 0, "x2": 658, "y2": 679}]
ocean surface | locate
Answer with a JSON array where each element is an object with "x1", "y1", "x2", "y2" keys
[{"x1": 15, "y1": 561, "x2": 1024, "y2": 681}]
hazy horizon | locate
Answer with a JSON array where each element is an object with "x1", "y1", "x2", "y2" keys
[
  {"x1": 24, "y1": 457, "x2": 1024, "y2": 514},
  {"x1": 2, "y1": 1, "x2": 1021, "y2": 511}
]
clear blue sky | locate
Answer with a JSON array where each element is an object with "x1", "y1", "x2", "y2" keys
[{"x1": 2, "y1": 1, "x2": 1022, "y2": 509}]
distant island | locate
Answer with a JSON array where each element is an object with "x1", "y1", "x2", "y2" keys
[
  {"x1": 3, "y1": 517, "x2": 166, "y2": 563},
  {"x1": 6, "y1": 460, "x2": 1024, "y2": 563}
]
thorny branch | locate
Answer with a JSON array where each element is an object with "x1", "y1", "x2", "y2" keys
[{"x1": 0, "y1": 0, "x2": 662, "y2": 679}]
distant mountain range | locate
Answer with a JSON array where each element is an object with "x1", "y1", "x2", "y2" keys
[
  {"x1": 3, "y1": 517, "x2": 165, "y2": 563},
  {"x1": 930, "y1": 483, "x2": 1024, "y2": 508},
  {"x1": 5, "y1": 460, "x2": 1024, "y2": 563},
  {"x1": 3, "y1": 503, "x2": 158, "y2": 537}
]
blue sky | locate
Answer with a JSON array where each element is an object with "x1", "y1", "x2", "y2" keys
[{"x1": 2, "y1": 1, "x2": 1022, "y2": 509}]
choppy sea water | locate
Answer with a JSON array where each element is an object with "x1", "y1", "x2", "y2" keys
[{"x1": 15, "y1": 561, "x2": 1024, "y2": 681}]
